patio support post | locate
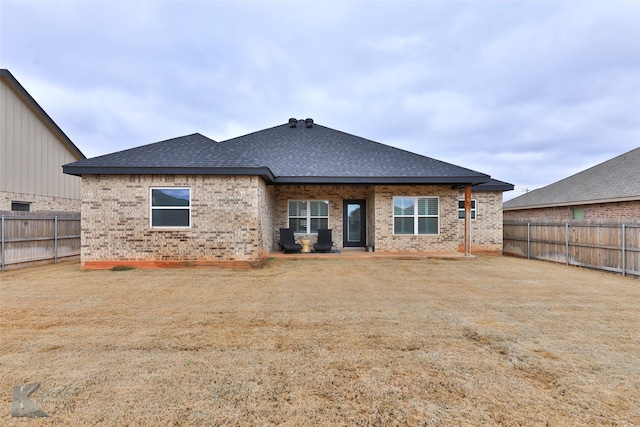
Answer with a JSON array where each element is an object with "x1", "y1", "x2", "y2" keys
[{"x1": 464, "y1": 184, "x2": 472, "y2": 256}]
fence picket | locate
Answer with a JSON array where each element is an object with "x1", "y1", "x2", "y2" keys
[
  {"x1": 504, "y1": 221, "x2": 639, "y2": 278},
  {"x1": 0, "y1": 213, "x2": 80, "y2": 271}
]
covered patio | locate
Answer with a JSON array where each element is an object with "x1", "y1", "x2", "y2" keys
[{"x1": 269, "y1": 247, "x2": 474, "y2": 260}]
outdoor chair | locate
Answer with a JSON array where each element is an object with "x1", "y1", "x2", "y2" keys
[
  {"x1": 278, "y1": 228, "x2": 302, "y2": 253},
  {"x1": 313, "y1": 228, "x2": 333, "y2": 253}
]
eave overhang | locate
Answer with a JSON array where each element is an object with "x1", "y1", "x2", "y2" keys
[
  {"x1": 272, "y1": 175, "x2": 491, "y2": 185},
  {"x1": 463, "y1": 183, "x2": 515, "y2": 191},
  {"x1": 63, "y1": 165, "x2": 493, "y2": 187},
  {"x1": 62, "y1": 166, "x2": 276, "y2": 182},
  {"x1": 479, "y1": 183, "x2": 515, "y2": 191}
]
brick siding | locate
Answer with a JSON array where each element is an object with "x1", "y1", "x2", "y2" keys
[
  {"x1": 456, "y1": 190, "x2": 505, "y2": 253},
  {"x1": 81, "y1": 174, "x2": 268, "y2": 266},
  {"x1": 1, "y1": 191, "x2": 81, "y2": 212},
  {"x1": 273, "y1": 185, "x2": 503, "y2": 252},
  {"x1": 504, "y1": 200, "x2": 640, "y2": 222},
  {"x1": 372, "y1": 185, "x2": 459, "y2": 252},
  {"x1": 80, "y1": 177, "x2": 507, "y2": 267},
  {"x1": 273, "y1": 185, "x2": 369, "y2": 249}
]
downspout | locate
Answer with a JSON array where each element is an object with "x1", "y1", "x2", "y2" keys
[{"x1": 464, "y1": 184, "x2": 472, "y2": 256}]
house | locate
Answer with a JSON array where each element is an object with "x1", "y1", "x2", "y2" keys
[
  {"x1": 0, "y1": 69, "x2": 85, "y2": 212},
  {"x1": 63, "y1": 118, "x2": 513, "y2": 268},
  {"x1": 503, "y1": 147, "x2": 640, "y2": 221}
]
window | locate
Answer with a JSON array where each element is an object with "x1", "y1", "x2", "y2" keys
[
  {"x1": 150, "y1": 188, "x2": 191, "y2": 228},
  {"x1": 11, "y1": 202, "x2": 31, "y2": 212},
  {"x1": 458, "y1": 199, "x2": 477, "y2": 220},
  {"x1": 288, "y1": 200, "x2": 329, "y2": 233},
  {"x1": 572, "y1": 206, "x2": 585, "y2": 220},
  {"x1": 393, "y1": 197, "x2": 439, "y2": 235}
]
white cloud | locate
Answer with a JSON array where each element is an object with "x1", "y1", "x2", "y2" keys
[
  {"x1": 402, "y1": 90, "x2": 494, "y2": 133},
  {"x1": 1, "y1": 0, "x2": 637, "y2": 189}
]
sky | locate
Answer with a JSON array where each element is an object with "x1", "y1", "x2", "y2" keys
[{"x1": 1, "y1": 1, "x2": 639, "y2": 201}]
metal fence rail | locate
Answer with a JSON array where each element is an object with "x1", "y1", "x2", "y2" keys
[
  {"x1": 1, "y1": 214, "x2": 81, "y2": 271},
  {"x1": 503, "y1": 221, "x2": 640, "y2": 278}
]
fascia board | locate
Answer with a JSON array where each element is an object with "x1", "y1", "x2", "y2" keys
[
  {"x1": 62, "y1": 166, "x2": 276, "y2": 182},
  {"x1": 272, "y1": 176, "x2": 491, "y2": 185}
]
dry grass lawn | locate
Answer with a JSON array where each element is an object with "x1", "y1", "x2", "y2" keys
[{"x1": 1, "y1": 255, "x2": 638, "y2": 426}]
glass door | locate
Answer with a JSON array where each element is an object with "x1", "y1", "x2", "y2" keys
[{"x1": 343, "y1": 200, "x2": 366, "y2": 247}]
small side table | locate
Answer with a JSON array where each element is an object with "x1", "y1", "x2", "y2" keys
[{"x1": 300, "y1": 239, "x2": 311, "y2": 253}]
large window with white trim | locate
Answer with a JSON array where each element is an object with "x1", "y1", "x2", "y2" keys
[
  {"x1": 150, "y1": 188, "x2": 191, "y2": 228},
  {"x1": 288, "y1": 200, "x2": 329, "y2": 233},
  {"x1": 393, "y1": 197, "x2": 439, "y2": 235},
  {"x1": 458, "y1": 199, "x2": 477, "y2": 220}
]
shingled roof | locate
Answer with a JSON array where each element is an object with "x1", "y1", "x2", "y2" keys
[
  {"x1": 504, "y1": 147, "x2": 640, "y2": 210},
  {"x1": 64, "y1": 118, "x2": 510, "y2": 188},
  {"x1": 63, "y1": 133, "x2": 274, "y2": 179}
]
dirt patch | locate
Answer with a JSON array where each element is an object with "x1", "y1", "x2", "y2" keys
[{"x1": 1, "y1": 256, "x2": 638, "y2": 425}]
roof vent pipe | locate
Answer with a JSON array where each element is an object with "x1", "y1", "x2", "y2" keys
[
  {"x1": 305, "y1": 118, "x2": 313, "y2": 128},
  {"x1": 289, "y1": 118, "x2": 297, "y2": 128}
]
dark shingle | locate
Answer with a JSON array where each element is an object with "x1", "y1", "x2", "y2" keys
[
  {"x1": 65, "y1": 119, "x2": 501, "y2": 186},
  {"x1": 221, "y1": 119, "x2": 490, "y2": 184},
  {"x1": 504, "y1": 147, "x2": 640, "y2": 209}
]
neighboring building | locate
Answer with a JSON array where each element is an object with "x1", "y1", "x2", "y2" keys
[
  {"x1": 503, "y1": 147, "x2": 640, "y2": 221},
  {"x1": 1, "y1": 69, "x2": 85, "y2": 213},
  {"x1": 63, "y1": 118, "x2": 513, "y2": 268}
]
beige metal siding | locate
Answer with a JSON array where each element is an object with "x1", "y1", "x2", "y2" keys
[{"x1": 1, "y1": 78, "x2": 82, "y2": 201}]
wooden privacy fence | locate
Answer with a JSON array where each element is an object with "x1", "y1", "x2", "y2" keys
[
  {"x1": 504, "y1": 221, "x2": 640, "y2": 278},
  {"x1": 1, "y1": 212, "x2": 81, "y2": 271}
]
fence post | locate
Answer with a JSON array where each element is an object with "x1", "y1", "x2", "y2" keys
[
  {"x1": 1, "y1": 215, "x2": 5, "y2": 272},
  {"x1": 527, "y1": 223, "x2": 530, "y2": 259},
  {"x1": 565, "y1": 223, "x2": 570, "y2": 266},
  {"x1": 622, "y1": 224, "x2": 626, "y2": 277},
  {"x1": 54, "y1": 216, "x2": 59, "y2": 264}
]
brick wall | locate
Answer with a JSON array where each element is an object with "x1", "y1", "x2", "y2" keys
[
  {"x1": 80, "y1": 177, "x2": 508, "y2": 266},
  {"x1": 81, "y1": 174, "x2": 268, "y2": 266},
  {"x1": 273, "y1": 185, "x2": 370, "y2": 249},
  {"x1": 1, "y1": 191, "x2": 81, "y2": 212},
  {"x1": 456, "y1": 190, "x2": 505, "y2": 253},
  {"x1": 503, "y1": 200, "x2": 640, "y2": 222},
  {"x1": 272, "y1": 184, "x2": 506, "y2": 253},
  {"x1": 258, "y1": 182, "x2": 275, "y2": 257},
  {"x1": 372, "y1": 185, "x2": 460, "y2": 252}
]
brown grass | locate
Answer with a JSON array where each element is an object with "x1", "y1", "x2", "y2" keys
[{"x1": 1, "y1": 256, "x2": 638, "y2": 426}]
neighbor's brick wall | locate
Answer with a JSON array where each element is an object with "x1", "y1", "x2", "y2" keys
[
  {"x1": 372, "y1": 185, "x2": 460, "y2": 252},
  {"x1": 1, "y1": 191, "x2": 81, "y2": 212},
  {"x1": 273, "y1": 185, "x2": 370, "y2": 249},
  {"x1": 456, "y1": 190, "x2": 505, "y2": 253},
  {"x1": 503, "y1": 200, "x2": 640, "y2": 222},
  {"x1": 81, "y1": 174, "x2": 267, "y2": 264}
]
